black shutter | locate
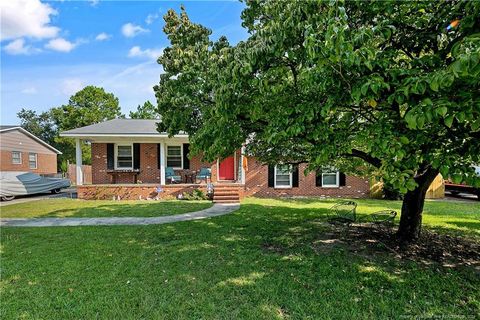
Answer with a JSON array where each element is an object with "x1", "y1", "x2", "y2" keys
[
  {"x1": 157, "y1": 143, "x2": 161, "y2": 169},
  {"x1": 133, "y1": 143, "x2": 140, "y2": 170},
  {"x1": 292, "y1": 165, "x2": 299, "y2": 187},
  {"x1": 316, "y1": 170, "x2": 323, "y2": 187},
  {"x1": 339, "y1": 172, "x2": 346, "y2": 186},
  {"x1": 107, "y1": 143, "x2": 114, "y2": 170},
  {"x1": 268, "y1": 165, "x2": 274, "y2": 187},
  {"x1": 183, "y1": 144, "x2": 190, "y2": 169}
]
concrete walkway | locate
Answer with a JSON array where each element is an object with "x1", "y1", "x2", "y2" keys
[{"x1": 0, "y1": 203, "x2": 239, "y2": 227}]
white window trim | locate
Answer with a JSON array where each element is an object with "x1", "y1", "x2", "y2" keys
[
  {"x1": 28, "y1": 153, "x2": 37, "y2": 169},
  {"x1": 322, "y1": 171, "x2": 340, "y2": 188},
  {"x1": 114, "y1": 143, "x2": 134, "y2": 170},
  {"x1": 12, "y1": 151, "x2": 22, "y2": 165},
  {"x1": 166, "y1": 144, "x2": 183, "y2": 170},
  {"x1": 274, "y1": 165, "x2": 292, "y2": 188}
]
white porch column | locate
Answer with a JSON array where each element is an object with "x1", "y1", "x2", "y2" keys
[
  {"x1": 241, "y1": 145, "x2": 246, "y2": 184},
  {"x1": 75, "y1": 138, "x2": 83, "y2": 186},
  {"x1": 160, "y1": 141, "x2": 166, "y2": 185}
]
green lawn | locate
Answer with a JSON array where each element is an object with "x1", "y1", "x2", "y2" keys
[
  {"x1": 0, "y1": 199, "x2": 212, "y2": 218},
  {"x1": 1, "y1": 198, "x2": 479, "y2": 319}
]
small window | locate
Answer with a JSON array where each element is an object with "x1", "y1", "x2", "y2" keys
[
  {"x1": 274, "y1": 164, "x2": 292, "y2": 188},
  {"x1": 29, "y1": 153, "x2": 37, "y2": 169},
  {"x1": 116, "y1": 145, "x2": 133, "y2": 169},
  {"x1": 12, "y1": 151, "x2": 22, "y2": 164},
  {"x1": 167, "y1": 145, "x2": 182, "y2": 168},
  {"x1": 322, "y1": 171, "x2": 339, "y2": 187}
]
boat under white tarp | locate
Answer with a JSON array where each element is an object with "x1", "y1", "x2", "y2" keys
[{"x1": 0, "y1": 172, "x2": 70, "y2": 199}]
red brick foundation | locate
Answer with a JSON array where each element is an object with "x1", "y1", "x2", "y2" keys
[{"x1": 77, "y1": 184, "x2": 209, "y2": 200}]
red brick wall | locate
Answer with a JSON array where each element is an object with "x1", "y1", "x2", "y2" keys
[
  {"x1": 243, "y1": 158, "x2": 369, "y2": 198},
  {"x1": 89, "y1": 144, "x2": 369, "y2": 199},
  {"x1": 138, "y1": 143, "x2": 161, "y2": 183},
  {"x1": 77, "y1": 184, "x2": 208, "y2": 200},
  {"x1": 91, "y1": 143, "x2": 109, "y2": 184},
  {"x1": 91, "y1": 143, "x2": 217, "y2": 184},
  {"x1": 0, "y1": 150, "x2": 57, "y2": 174}
]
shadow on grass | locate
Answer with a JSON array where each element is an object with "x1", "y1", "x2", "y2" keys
[{"x1": 1, "y1": 201, "x2": 480, "y2": 318}]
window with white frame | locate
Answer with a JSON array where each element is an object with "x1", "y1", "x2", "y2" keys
[
  {"x1": 12, "y1": 151, "x2": 22, "y2": 164},
  {"x1": 28, "y1": 153, "x2": 37, "y2": 169},
  {"x1": 322, "y1": 171, "x2": 339, "y2": 187},
  {"x1": 274, "y1": 164, "x2": 292, "y2": 188},
  {"x1": 116, "y1": 145, "x2": 133, "y2": 169},
  {"x1": 166, "y1": 145, "x2": 182, "y2": 168}
]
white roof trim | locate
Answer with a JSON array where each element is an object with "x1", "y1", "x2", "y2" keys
[
  {"x1": 59, "y1": 133, "x2": 189, "y2": 138},
  {"x1": 0, "y1": 127, "x2": 62, "y2": 154}
]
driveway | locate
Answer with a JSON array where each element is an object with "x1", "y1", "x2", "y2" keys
[{"x1": 0, "y1": 187, "x2": 77, "y2": 207}]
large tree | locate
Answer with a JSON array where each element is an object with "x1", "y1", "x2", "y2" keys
[
  {"x1": 51, "y1": 86, "x2": 123, "y2": 164},
  {"x1": 17, "y1": 86, "x2": 123, "y2": 165},
  {"x1": 129, "y1": 101, "x2": 159, "y2": 119},
  {"x1": 17, "y1": 108, "x2": 57, "y2": 146},
  {"x1": 155, "y1": 1, "x2": 480, "y2": 241}
]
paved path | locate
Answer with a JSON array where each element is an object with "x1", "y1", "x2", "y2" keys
[{"x1": 0, "y1": 203, "x2": 239, "y2": 227}]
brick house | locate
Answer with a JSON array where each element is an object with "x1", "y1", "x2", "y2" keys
[
  {"x1": 0, "y1": 126, "x2": 61, "y2": 175},
  {"x1": 60, "y1": 119, "x2": 370, "y2": 201}
]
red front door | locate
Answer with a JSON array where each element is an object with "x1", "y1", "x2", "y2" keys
[{"x1": 218, "y1": 156, "x2": 235, "y2": 180}]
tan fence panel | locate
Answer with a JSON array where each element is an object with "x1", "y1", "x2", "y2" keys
[{"x1": 67, "y1": 164, "x2": 92, "y2": 185}]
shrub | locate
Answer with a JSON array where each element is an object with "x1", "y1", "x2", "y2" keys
[{"x1": 181, "y1": 189, "x2": 207, "y2": 200}]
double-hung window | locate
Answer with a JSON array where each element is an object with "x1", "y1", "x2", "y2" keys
[
  {"x1": 322, "y1": 171, "x2": 339, "y2": 187},
  {"x1": 166, "y1": 145, "x2": 182, "y2": 169},
  {"x1": 274, "y1": 164, "x2": 292, "y2": 188},
  {"x1": 28, "y1": 153, "x2": 37, "y2": 169},
  {"x1": 116, "y1": 145, "x2": 133, "y2": 169},
  {"x1": 12, "y1": 151, "x2": 22, "y2": 164}
]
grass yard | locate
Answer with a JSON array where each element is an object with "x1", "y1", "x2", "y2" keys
[
  {"x1": 1, "y1": 198, "x2": 479, "y2": 319},
  {"x1": 0, "y1": 199, "x2": 212, "y2": 218}
]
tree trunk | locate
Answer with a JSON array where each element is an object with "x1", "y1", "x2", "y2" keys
[{"x1": 397, "y1": 167, "x2": 439, "y2": 242}]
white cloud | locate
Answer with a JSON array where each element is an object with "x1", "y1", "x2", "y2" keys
[
  {"x1": 21, "y1": 87, "x2": 38, "y2": 95},
  {"x1": 89, "y1": 0, "x2": 100, "y2": 7},
  {"x1": 0, "y1": 0, "x2": 60, "y2": 41},
  {"x1": 61, "y1": 78, "x2": 84, "y2": 95},
  {"x1": 121, "y1": 23, "x2": 149, "y2": 38},
  {"x1": 145, "y1": 13, "x2": 159, "y2": 25},
  {"x1": 3, "y1": 38, "x2": 40, "y2": 55},
  {"x1": 128, "y1": 46, "x2": 163, "y2": 60},
  {"x1": 95, "y1": 32, "x2": 111, "y2": 41},
  {"x1": 45, "y1": 38, "x2": 77, "y2": 52}
]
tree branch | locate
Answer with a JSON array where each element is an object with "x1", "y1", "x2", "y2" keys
[{"x1": 343, "y1": 149, "x2": 382, "y2": 168}]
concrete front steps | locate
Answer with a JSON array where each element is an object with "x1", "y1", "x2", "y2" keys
[{"x1": 213, "y1": 184, "x2": 241, "y2": 203}]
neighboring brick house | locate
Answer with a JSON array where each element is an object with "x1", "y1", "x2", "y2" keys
[
  {"x1": 0, "y1": 126, "x2": 61, "y2": 175},
  {"x1": 60, "y1": 119, "x2": 369, "y2": 201}
]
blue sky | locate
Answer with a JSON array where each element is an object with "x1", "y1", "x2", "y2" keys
[{"x1": 1, "y1": 0, "x2": 248, "y2": 125}]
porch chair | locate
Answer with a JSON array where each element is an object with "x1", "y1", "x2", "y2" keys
[
  {"x1": 165, "y1": 167, "x2": 182, "y2": 184},
  {"x1": 327, "y1": 201, "x2": 358, "y2": 226},
  {"x1": 196, "y1": 167, "x2": 211, "y2": 183}
]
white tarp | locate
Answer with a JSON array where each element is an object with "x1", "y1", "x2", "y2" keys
[{"x1": 0, "y1": 172, "x2": 70, "y2": 197}]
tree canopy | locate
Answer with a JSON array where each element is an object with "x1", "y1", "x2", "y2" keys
[
  {"x1": 18, "y1": 86, "x2": 123, "y2": 165},
  {"x1": 129, "y1": 101, "x2": 159, "y2": 119},
  {"x1": 155, "y1": 1, "x2": 480, "y2": 241}
]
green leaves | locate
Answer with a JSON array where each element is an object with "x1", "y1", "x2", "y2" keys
[
  {"x1": 155, "y1": 1, "x2": 480, "y2": 199},
  {"x1": 444, "y1": 115, "x2": 454, "y2": 128}
]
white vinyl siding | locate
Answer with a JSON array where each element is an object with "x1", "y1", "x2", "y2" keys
[
  {"x1": 115, "y1": 144, "x2": 133, "y2": 169},
  {"x1": 28, "y1": 153, "x2": 37, "y2": 169},
  {"x1": 274, "y1": 165, "x2": 292, "y2": 188},
  {"x1": 166, "y1": 145, "x2": 182, "y2": 169},
  {"x1": 12, "y1": 151, "x2": 22, "y2": 164}
]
